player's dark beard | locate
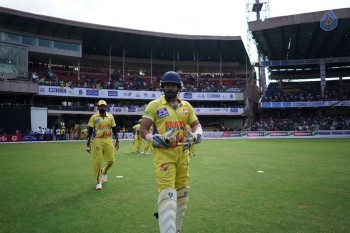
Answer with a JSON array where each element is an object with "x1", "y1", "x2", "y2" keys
[
  {"x1": 99, "y1": 109, "x2": 106, "y2": 115},
  {"x1": 164, "y1": 90, "x2": 178, "y2": 101}
]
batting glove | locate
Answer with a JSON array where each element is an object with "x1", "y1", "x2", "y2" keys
[
  {"x1": 183, "y1": 130, "x2": 202, "y2": 150},
  {"x1": 184, "y1": 130, "x2": 202, "y2": 144},
  {"x1": 151, "y1": 129, "x2": 177, "y2": 148}
]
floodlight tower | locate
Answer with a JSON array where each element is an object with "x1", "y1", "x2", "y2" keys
[
  {"x1": 246, "y1": 0, "x2": 270, "y2": 90},
  {"x1": 244, "y1": 0, "x2": 270, "y2": 126}
]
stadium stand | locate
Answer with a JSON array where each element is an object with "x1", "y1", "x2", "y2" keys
[
  {"x1": 0, "y1": 6, "x2": 252, "y2": 137},
  {"x1": 0, "y1": 6, "x2": 350, "y2": 140},
  {"x1": 249, "y1": 7, "x2": 350, "y2": 131}
]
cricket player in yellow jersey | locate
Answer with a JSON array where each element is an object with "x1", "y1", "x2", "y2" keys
[
  {"x1": 140, "y1": 71, "x2": 203, "y2": 233},
  {"x1": 86, "y1": 100, "x2": 119, "y2": 190},
  {"x1": 131, "y1": 119, "x2": 143, "y2": 153},
  {"x1": 142, "y1": 125, "x2": 153, "y2": 155}
]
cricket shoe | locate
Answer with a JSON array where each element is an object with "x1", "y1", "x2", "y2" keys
[
  {"x1": 102, "y1": 174, "x2": 108, "y2": 183},
  {"x1": 96, "y1": 182, "x2": 102, "y2": 190}
]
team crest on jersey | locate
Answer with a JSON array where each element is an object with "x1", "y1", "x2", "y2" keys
[
  {"x1": 157, "y1": 108, "x2": 169, "y2": 119},
  {"x1": 95, "y1": 118, "x2": 101, "y2": 124},
  {"x1": 182, "y1": 108, "x2": 189, "y2": 115}
]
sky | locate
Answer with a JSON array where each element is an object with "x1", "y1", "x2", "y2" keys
[
  {"x1": 1, "y1": 0, "x2": 349, "y2": 62},
  {"x1": 1, "y1": 0, "x2": 348, "y2": 36}
]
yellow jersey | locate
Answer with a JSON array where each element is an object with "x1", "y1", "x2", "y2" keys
[
  {"x1": 88, "y1": 113, "x2": 116, "y2": 138},
  {"x1": 143, "y1": 95, "x2": 198, "y2": 146},
  {"x1": 132, "y1": 123, "x2": 141, "y2": 134}
]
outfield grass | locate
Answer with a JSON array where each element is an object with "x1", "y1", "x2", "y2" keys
[{"x1": 0, "y1": 139, "x2": 349, "y2": 233}]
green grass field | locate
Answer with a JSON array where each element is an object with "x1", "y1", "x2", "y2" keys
[{"x1": 0, "y1": 138, "x2": 349, "y2": 233}]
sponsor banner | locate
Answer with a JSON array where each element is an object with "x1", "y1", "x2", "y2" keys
[
  {"x1": 292, "y1": 102, "x2": 309, "y2": 107},
  {"x1": 109, "y1": 107, "x2": 143, "y2": 115},
  {"x1": 118, "y1": 133, "x2": 134, "y2": 140},
  {"x1": 86, "y1": 89, "x2": 99, "y2": 96},
  {"x1": 260, "y1": 101, "x2": 350, "y2": 108},
  {"x1": 195, "y1": 108, "x2": 243, "y2": 116},
  {"x1": 223, "y1": 131, "x2": 243, "y2": 137},
  {"x1": 272, "y1": 102, "x2": 282, "y2": 108},
  {"x1": 203, "y1": 131, "x2": 223, "y2": 138},
  {"x1": 21, "y1": 134, "x2": 45, "y2": 141},
  {"x1": 261, "y1": 102, "x2": 271, "y2": 108},
  {"x1": 230, "y1": 108, "x2": 239, "y2": 113},
  {"x1": 247, "y1": 131, "x2": 269, "y2": 137},
  {"x1": 293, "y1": 131, "x2": 316, "y2": 137},
  {"x1": 48, "y1": 87, "x2": 66, "y2": 93},
  {"x1": 270, "y1": 131, "x2": 291, "y2": 137},
  {"x1": 283, "y1": 102, "x2": 292, "y2": 107},
  {"x1": 183, "y1": 92, "x2": 193, "y2": 99},
  {"x1": 107, "y1": 107, "x2": 243, "y2": 116},
  {"x1": 308, "y1": 101, "x2": 325, "y2": 107},
  {"x1": 318, "y1": 131, "x2": 332, "y2": 136},
  {"x1": 38, "y1": 86, "x2": 243, "y2": 101},
  {"x1": 262, "y1": 57, "x2": 350, "y2": 67},
  {"x1": 331, "y1": 131, "x2": 346, "y2": 135},
  {"x1": 112, "y1": 107, "x2": 243, "y2": 116},
  {"x1": 1, "y1": 130, "x2": 350, "y2": 143},
  {"x1": 128, "y1": 106, "x2": 137, "y2": 112},
  {"x1": 110, "y1": 107, "x2": 123, "y2": 113},
  {"x1": 342, "y1": 101, "x2": 350, "y2": 106},
  {"x1": 0, "y1": 134, "x2": 21, "y2": 142},
  {"x1": 187, "y1": 92, "x2": 242, "y2": 101},
  {"x1": 108, "y1": 90, "x2": 118, "y2": 97}
]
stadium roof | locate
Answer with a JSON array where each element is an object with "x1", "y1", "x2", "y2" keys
[
  {"x1": 0, "y1": 7, "x2": 250, "y2": 66},
  {"x1": 248, "y1": 8, "x2": 350, "y2": 79}
]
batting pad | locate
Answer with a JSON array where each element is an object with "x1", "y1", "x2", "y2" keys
[
  {"x1": 158, "y1": 188, "x2": 177, "y2": 233},
  {"x1": 176, "y1": 187, "x2": 190, "y2": 232}
]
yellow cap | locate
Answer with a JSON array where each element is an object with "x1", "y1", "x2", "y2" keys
[{"x1": 98, "y1": 100, "x2": 107, "y2": 106}]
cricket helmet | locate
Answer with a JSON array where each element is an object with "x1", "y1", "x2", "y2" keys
[
  {"x1": 97, "y1": 100, "x2": 107, "y2": 106},
  {"x1": 160, "y1": 71, "x2": 182, "y2": 89}
]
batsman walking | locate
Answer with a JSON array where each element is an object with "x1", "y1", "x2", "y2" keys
[
  {"x1": 86, "y1": 100, "x2": 119, "y2": 190},
  {"x1": 140, "y1": 71, "x2": 203, "y2": 233}
]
